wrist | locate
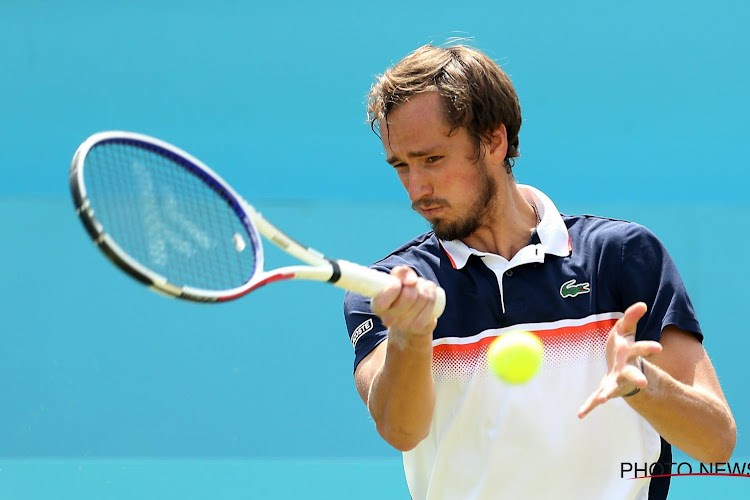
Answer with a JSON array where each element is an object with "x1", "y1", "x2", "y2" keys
[{"x1": 387, "y1": 327, "x2": 434, "y2": 350}]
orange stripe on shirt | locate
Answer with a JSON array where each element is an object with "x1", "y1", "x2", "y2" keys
[{"x1": 433, "y1": 318, "x2": 618, "y2": 356}]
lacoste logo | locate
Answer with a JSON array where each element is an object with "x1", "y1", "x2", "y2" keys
[
  {"x1": 560, "y1": 279, "x2": 591, "y2": 298},
  {"x1": 351, "y1": 318, "x2": 373, "y2": 348}
]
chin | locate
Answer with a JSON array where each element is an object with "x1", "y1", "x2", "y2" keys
[
  {"x1": 431, "y1": 216, "x2": 480, "y2": 241},
  {"x1": 432, "y1": 224, "x2": 467, "y2": 241}
]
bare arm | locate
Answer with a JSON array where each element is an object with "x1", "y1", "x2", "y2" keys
[
  {"x1": 627, "y1": 326, "x2": 736, "y2": 463},
  {"x1": 354, "y1": 265, "x2": 439, "y2": 451},
  {"x1": 578, "y1": 303, "x2": 736, "y2": 463}
]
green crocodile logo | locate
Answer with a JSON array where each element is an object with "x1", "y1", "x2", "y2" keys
[{"x1": 560, "y1": 279, "x2": 590, "y2": 298}]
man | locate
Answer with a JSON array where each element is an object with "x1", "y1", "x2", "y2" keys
[{"x1": 343, "y1": 44, "x2": 736, "y2": 499}]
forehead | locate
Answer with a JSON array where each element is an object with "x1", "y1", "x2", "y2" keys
[{"x1": 380, "y1": 92, "x2": 452, "y2": 153}]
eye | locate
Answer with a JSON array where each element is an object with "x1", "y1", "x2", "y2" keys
[{"x1": 425, "y1": 156, "x2": 443, "y2": 164}]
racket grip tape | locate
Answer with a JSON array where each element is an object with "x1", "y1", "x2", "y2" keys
[{"x1": 333, "y1": 260, "x2": 446, "y2": 319}]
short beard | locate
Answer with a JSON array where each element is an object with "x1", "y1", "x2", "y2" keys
[{"x1": 429, "y1": 162, "x2": 497, "y2": 241}]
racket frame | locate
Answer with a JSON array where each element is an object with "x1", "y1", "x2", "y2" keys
[{"x1": 70, "y1": 131, "x2": 400, "y2": 305}]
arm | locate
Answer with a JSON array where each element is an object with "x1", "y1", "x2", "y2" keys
[
  {"x1": 578, "y1": 302, "x2": 736, "y2": 464},
  {"x1": 354, "y1": 265, "x2": 438, "y2": 451}
]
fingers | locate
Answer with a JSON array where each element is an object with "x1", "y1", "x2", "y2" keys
[
  {"x1": 615, "y1": 302, "x2": 648, "y2": 338},
  {"x1": 371, "y1": 266, "x2": 438, "y2": 336},
  {"x1": 579, "y1": 340, "x2": 663, "y2": 419},
  {"x1": 577, "y1": 365, "x2": 641, "y2": 419},
  {"x1": 621, "y1": 362, "x2": 648, "y2": 388},
  {"x1": 613, "y1": 339, "x2": 661, "y2": 370},
  {"x1": 578, "y1": 375, "x2": 621, "y2": 418},
  {"x1": 579, "y1": 303, "x2": 663, "y2": 420},
  {"x1": 370, "y1": 270, "x2": 405, "y2": 314},
  {"x1": 577, "y1": 390, "x2": 605, "y2": 419},
  {"x1": 628, "y1": 340, "x2": 663, "y2": 358}
]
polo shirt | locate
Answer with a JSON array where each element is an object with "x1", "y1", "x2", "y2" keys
[{"x1": 343, "y1": 185, "x2": 701, "y2": 500}]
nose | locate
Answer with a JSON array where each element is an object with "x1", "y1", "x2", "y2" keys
[{"x1": 405, "y1": 167, "x2": 433, "y2": 203}]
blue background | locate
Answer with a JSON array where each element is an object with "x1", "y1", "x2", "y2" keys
[{"x1": 1, "y1": 0, "x2": 748, "y2": 498}]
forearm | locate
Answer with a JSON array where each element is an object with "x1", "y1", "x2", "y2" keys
[
  {"x1": 627, "y1": 360, "x2": 736, "y2": 463},
  {"x1": 367, "y1": 329, "x2": 435, "y2": 451}
]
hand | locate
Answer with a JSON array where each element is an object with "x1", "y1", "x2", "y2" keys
[
  {"x1": 577, "y1": 302, "x2": 663, "y2": 419},
  {"x1": 371, "y1": 266, "x2": 439, "y2": 341}
]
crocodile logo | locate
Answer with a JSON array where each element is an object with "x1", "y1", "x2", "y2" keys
[{"x1": 560, "y1": 279, "x2": 590, "y2": 298}]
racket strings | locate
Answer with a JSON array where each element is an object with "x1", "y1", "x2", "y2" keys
[{"x1": 84, "y1": 141, "x2": 257, "y2": 291}]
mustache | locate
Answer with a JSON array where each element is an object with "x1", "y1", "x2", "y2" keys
[{"x1": 411, "y1": 198, "x2": 450, "y2": 212}]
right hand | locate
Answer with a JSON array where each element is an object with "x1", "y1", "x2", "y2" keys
[{"x1": 370, "y1": 265, "x2": 439, "y2": 339}]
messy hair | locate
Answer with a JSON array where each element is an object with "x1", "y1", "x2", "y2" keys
[{"x1": 367, "y1": 44, "x2": 522, "y2": 171}]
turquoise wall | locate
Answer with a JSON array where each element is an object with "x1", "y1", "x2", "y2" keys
[{"x1": 1, "y1": 1, "x2": 748, "y2": 498}]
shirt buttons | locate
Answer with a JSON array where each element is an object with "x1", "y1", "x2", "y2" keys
[{"x1": 505, "y1": 270, "x2": 514, "y2": 277}]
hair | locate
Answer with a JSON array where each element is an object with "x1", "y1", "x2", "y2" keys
[{"x1": 367, "y1": 44, "x2": 522, "y2": 172}]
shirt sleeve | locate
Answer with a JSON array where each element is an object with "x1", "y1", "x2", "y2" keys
[
  {"x1": 618, "y1": 223, "x2": 702, "y2": 343},
  {"x1": 343, "y1": 287, "x2": 388, "y2": 372}
]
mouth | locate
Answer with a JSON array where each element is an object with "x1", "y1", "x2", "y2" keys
[
  {"x1": 418, "y1": 206, "x2": 443, "y2": 218},
  {"x1": 412, "y1": 198, "x2": 449, "y2": 219}
]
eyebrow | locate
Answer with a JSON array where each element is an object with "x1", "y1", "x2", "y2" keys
[{"x1": 386, "y1": 147, "x2": 440, "y2": 166}]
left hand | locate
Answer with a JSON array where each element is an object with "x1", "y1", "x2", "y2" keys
[{"x1": 577, "y1": 302, "x2": 663, "y2": 419}]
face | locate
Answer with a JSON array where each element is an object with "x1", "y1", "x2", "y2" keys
[{"x1": 381, "y1": 92, "x2": 498, "y2": 241}]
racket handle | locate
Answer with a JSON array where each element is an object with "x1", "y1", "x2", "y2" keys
[{"x1": 335, "y1": 260, "x2": 446, "y2": 319}]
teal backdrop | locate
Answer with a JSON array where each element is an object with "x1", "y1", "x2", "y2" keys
[{"x1": 1, "y1": 1, "x2": 748, "y2": 498}]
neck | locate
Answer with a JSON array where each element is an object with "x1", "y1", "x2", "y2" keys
[{"x1": 460, "y1": 181, "x2": 538, "y2": 260}]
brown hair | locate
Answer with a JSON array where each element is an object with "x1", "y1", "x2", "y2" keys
[{"x1": 368, "y1": 44, "x2": 522, "y2": 171}]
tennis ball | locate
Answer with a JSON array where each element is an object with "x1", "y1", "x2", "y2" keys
[{"x1": 487, "y1": 331, "x2": 544, "y2": 384}]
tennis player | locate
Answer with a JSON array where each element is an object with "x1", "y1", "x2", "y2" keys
[{"x1": 343, "y1": 44, "x2": 736, "y2": 499}]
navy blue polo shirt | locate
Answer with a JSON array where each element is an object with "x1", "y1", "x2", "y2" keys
[{"x1": 343, "y1": 185, "x2": 701, "y2": 500}]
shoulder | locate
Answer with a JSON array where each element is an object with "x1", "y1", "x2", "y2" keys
[
  {"x1": 563, "y1": 214, "x2": 660, "y2": 252},
  {"x1": 371, "y1": 231, "x2": 443, "y2": 273}
]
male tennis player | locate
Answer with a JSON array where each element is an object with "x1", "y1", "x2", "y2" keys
[{"x1": 343, "y1": 44, "x2": 736, "y2": 500}]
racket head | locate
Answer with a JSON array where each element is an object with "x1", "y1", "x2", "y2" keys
[{"x1": 70, "y1": 131, "x2": 265, "y2": 302}]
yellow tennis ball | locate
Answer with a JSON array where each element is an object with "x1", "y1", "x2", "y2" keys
[{"x1": 487, "y1": 331, "x2": 544, "y2": 384}]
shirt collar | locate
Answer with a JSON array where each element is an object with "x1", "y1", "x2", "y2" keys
[{"x1": 439, "y1": 184, "x2": 571, "y2": 270}]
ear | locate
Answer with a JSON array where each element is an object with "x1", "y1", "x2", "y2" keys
[{"x1": 486, "y1": 124, "x2": 508, "y2": 166}]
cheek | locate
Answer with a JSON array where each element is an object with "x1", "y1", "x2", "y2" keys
[{"x1": 439, "y1": 169, "x2": 476, "y2": 197}]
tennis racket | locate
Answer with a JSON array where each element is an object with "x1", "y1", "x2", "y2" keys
[{"x1": 69, "y1": 131, "x2": 446, "y2": 318}]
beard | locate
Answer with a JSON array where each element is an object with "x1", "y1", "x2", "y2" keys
[{"x1": 414, "y1": 161, "x2": 497, "y2": 241}]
